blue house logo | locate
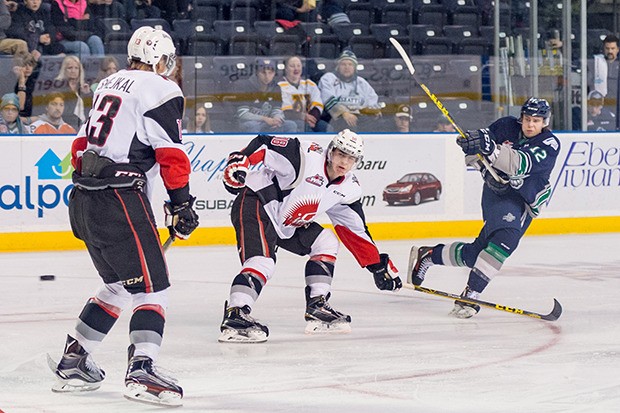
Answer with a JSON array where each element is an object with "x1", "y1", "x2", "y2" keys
[
  {"x1": 0, "y1": 148, "x2": 74, "y2": 218},
  {"x1": 35, "y1": 149, "x2": 73, "y2": 180}
]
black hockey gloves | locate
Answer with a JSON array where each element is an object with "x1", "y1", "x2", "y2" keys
[
  {"x1": 223, "y1": 151, "x2": 249, "y2": 195},
  {"x1": 367, "y1": 253, "x2": 402, "y2": 291},
  {"x1": 483, "y1": 168, "x2": 510, "y2": 195},
  {"x1": 164, "y1": 196, "x2": 199, "y2": 240},
  {"x1": 458, "y1": 128, "x2": 496, "y2": 156}
]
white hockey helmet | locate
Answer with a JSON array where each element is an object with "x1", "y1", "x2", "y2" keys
[
  {"x1": 328, "y1": 129, "x2": 364, "y2": 161},
  {"x1": 127, "y1": 27, "x2": 177, "y2": 76}
]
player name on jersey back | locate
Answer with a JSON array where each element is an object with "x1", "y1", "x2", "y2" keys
[{"x1": 96, "y1": 75, "x2": 136, "y2": 94}]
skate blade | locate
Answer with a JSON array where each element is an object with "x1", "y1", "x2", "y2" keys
[
  {"x1": 218, "y1": 328, "x2": 267, "y2": 343},
  {"x1": 305, "y1": 320, "x2": 352, "y2": 334},
  {"x1": 51, "y1": 380, "x2": 101, "y2": 393},
  {"x1": 124, "y1": 382, "x2": 182, "y2": 407},
  {"x1": 407, "y1": 246, "x2": 419, "y2": 285},
  {"x1": 47, "y1": 354, "x2": 101, "y2": 393}
]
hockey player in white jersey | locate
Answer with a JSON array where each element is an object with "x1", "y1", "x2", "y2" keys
[
  {"x1": 49, "y1": 27, "x2": 198, "y2": 406},
  {"x1": 219, "y1": 129, "x2": 402, "y2": 343}
]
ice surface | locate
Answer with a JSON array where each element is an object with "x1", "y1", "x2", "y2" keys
[{"x1": 1, "y1": 234, "x2": 619, "y2": 412}]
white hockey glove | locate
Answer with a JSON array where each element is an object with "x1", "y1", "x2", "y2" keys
[
  {"x1": 223, "y1": 151, "x2": 249, "y2": 195},
  {"x1": 164, "y1": 196, "x2": 199, "y2": 240},
  {"x1": 367, "y1": 253, "x2": 402, "y2": 291}
]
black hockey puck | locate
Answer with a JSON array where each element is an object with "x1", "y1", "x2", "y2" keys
[{"x1": 40, "y1": 275, "x2": 55, "y2": 281}]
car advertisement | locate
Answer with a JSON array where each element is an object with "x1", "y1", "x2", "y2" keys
[{"x1": 0, "y1": 133, "x2": 619, "y2": 234}]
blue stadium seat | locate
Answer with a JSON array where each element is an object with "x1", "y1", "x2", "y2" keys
[{"x1": 130, "y1": 18, "x2": 172, "y2": 34}]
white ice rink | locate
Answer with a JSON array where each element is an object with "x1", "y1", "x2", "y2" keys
[{"x1": 1, "y1": 233, "x2": 619, "y2": 413}]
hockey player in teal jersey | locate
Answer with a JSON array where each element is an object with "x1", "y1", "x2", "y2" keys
[{"x1": 409, "y1": 97, "x2": 561, "y2": 318}]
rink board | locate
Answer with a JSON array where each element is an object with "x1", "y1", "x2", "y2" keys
[{"x1": 1, "y1": 132, "x2": 619, "y2": 251}]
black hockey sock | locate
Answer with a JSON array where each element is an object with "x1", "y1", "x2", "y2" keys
[
  {"x1": 467, "y1": 268, "x2": 490, "y2": 293},
  {"x1": 304, "y1": 256, "x2": 335, "y2": 289},
  {"x1": 75, "y1": 298, "x2": 119, "y2": 351},
  {"x1": 430, "y1": 244, "x2": 446, "y2": 265},
  {"x1": 129, "y1": 306, "x2": 165, "y2": 359}
]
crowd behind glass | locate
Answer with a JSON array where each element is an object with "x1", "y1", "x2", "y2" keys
[{"x1": 0, "y1": 0, "x2": 616, "y2": 135}]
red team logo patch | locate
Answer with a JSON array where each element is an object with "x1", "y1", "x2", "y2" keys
[
  {"x1": 308, "y1": 142, "x2": 323, "y2": 153},
  {"x1": 271, "y1": 137, "x2": 290, "y2": 147},
  {"x1": 283, "y1": 196, "x2": 320, "y2": 227}
]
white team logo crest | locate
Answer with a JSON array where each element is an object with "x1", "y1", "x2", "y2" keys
[
  {"x1": 502, "y1": 213, "x2": 516, "y2": 222},
  {"x1": 282, "y1": 195, "x2": 320, "y2": 227}
]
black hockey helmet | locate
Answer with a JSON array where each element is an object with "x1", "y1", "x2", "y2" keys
[{"x1": 520, "y1": 97, "x2": 551, "y2": 126}]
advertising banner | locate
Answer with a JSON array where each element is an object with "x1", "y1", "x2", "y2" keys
[
  {"x1": 1, "y1": 132, "x2": 619, "y2": 235},
  {"x1": 462, "y1": 132, "x2": 620, "y2": 218}
]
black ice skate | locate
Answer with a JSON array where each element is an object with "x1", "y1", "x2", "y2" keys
[
  {"x1": 124, "y1": 344, "x2": 183, "y2": 407},
  {"x1": 408, "y1": 246, "x2": 434, "y2": 286},
  {"x1": 449, "y1": 286, "x2": 481, "y2": 319},
  {"x1": 304, "y1": 288, "x2": 351, "y2": 334},
  {"x1": 218, "y1": 301, "x2": 269, "y2": 343},
  {"x1": 48, "y1": 334, "x2": 105, "y2": 393}
]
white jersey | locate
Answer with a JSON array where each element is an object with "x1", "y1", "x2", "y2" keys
[
  {"x1": 73, "y1": 69, "x2": 190, "y2": 201},
  {"x1": 240, "y1": 135, "x2": 381, "y2": 267}
]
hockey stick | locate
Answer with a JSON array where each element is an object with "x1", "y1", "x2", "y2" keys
[
  {"x1": 388, "y1": 37, "x2": 508, "y2": 184},
  {"x1": 402, "y1": 283, "x2": 562, "y2": 321},
  {"x1": 162, "y1": 235, "x2": 174, "y2": 252}
]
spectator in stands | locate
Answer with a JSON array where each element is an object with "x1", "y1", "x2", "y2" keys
[
  {"x1": 573, "y1": 90, "x2": 617, "y2": 131},
  {"x1": 589, "y1": 34, "x2": 620, "y2": 128},
  {"x1": 185, "y1": 103, "x2": 213, "y2": 133},
  {"x1": 0, "y1": 93, "x2": 30, "y2": 134},
  {"x1": 90, "y1": 55, "x2": 119, "y2": 92},
  {"x1": 30, "y1": 92, "x2": 77, "y2": 134},
  {"x1": 54, "y1": 54, "x2": 91, "y2": 130},
  {"x1": 318, "y1": 0, "x2": 350, "y2": 27},
  {"x1": 124, "y1": 0, "x2": 161, "y2": 20},
  {"x1": 8, "y1": 0, "x2": 66, "y2": 59},
  {"x1": 0, "y1": 1, "x2": 30, "y2": 57},
  {"x1": 390, "y1": 104, "x2": 412, "y2": 133},
  {"x1": 275, "y1": 0, "x2": 316, "y2": 22},
  {"x1": 236, "y1": 57, "x2": 297, "y2": 133},
  {"x1": 51, "y1": 0, "x2": 105, "y2": 56},
  {"x1": 279, "y1": 55, "x2": 328, "y2": 132},
  {"x1": 319, "y1": 49, "x2": 382, "y2": 132},
  {"x1": 12, "y1": 52, "x2": 41, "y2": 122},
  {"x1": 434, "y1": 115, "x2": 456, "y2": 132},
  {"x1": 5, "y1": 1, "x2": 17, "y2": 12}
]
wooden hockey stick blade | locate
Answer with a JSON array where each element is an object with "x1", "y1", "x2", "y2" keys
[
  {"x1": 402, "y1": 283, "x2": 562, "y2": 321},
  {"x1": 389, "y1": 37, "x2": 463, "y2": 134},
  {"x1": 388, "y1": 37, "x2": 508, "y2": 184},
  {"x1": 389, "y1": 37, "x2": 415, "y2": 75},
  {"x1": 162, "y1": 235, "x2": 174, "y2": 252}
]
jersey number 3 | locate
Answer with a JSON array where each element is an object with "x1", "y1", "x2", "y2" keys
[{"x1": 87, "y1": 95, "x2": 122, "y2": 146}]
